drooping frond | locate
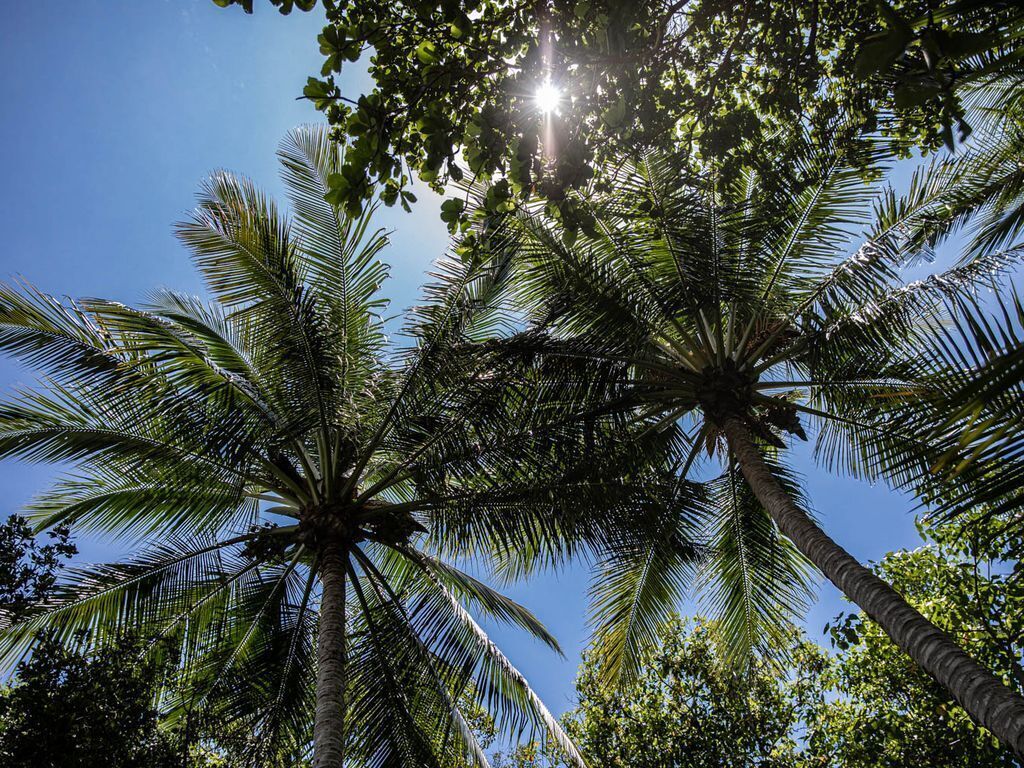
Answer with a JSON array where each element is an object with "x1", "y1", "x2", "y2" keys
[
  {"x1": 696, "y1": 461, "x2": 816, "y2": 667},
  {"x1": 587, "y1": 476, "x2": 707, "y2": 686},
  {"x1": 0, "y1": 281, "x2": 129, "y2": 386},
  {"x1": 896, "y1": 291, "x2": 1024, "y2": 521}
]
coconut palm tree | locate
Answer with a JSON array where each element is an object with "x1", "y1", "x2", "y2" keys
[
  {"x1": 485, "y1": 141, "x2": 1024, "y2": 757},
  {"x1": 0, "y1": 126, "x2": 597, "y2": 768}
]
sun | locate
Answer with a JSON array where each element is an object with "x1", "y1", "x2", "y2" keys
[{"x1": 534, "y1": 80, "x2": 562, "y2": 114}]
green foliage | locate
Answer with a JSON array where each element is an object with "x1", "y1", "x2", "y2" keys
[
  {"x1": 0, "y1": 125, "x2": 603, "y2": 767},
  {"x1": 892, "y1": 291, "x2": 1024, "y2": 521},
  {"x1": 219, "y1": 0, "x2": 885, "y2": 222},
  {"x1": 0, "y1": 633, "x2": 190, "y2": 768},
  {"x1": 215, "y1": 1, "x2": 1023, "y2": 226},
  {"x1": 499, "y1": 518, "x2": 1024, "y2": 768},
  {"x1": 562, "y1": 616, "x2": 818, "y2": 768},
  {"x1": 468, "y1": 130, "x2": 1024, "y2": 684},
  {"x1": 0, "y1": 515, "x2": 75, "y2": 624},
  {"x1": 810, "y1": 512, "x2": 1023, "y2": 766},
  {"x1": 213, "y1": 0, "x2": 317, "y2": 14},
  {"x1": 853, "y1": 88, "x2": 1024, "y2": 520},
  {"x1": 852, "y1": 1, "x2": 1024, "y2": 149}
]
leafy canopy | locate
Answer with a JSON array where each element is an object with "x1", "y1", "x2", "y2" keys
[
  {"x1": 216, "y1": 0, "x2": 1023, "y2": 229},
  {"x1": 493, "y1": 512, "x2": 1024, "y2": 768},
  {"x1": 812, "y1": 511, "x2": 1024, "y2": 767},
  {"x1": 0, "y1": 515, "x2": 75, "y2": 624},
  {"x1": 0, "y1": 634, "x2": 193, "y2": 768},
  {"x1": 464, "y1": 121, "x2": 1024, "y2": 682}
]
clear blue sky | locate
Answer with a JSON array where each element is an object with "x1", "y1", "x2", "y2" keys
[{"x1": 0, "y1": 0, "x2": 927, "y2": 718}]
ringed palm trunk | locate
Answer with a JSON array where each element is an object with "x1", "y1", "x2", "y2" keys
[
  {"x1": 722, "y1": 416, "x2": 1024, "y2": 760},
  {"x1": 314, "y1": 547, "x2": 348, "y2": 768}
]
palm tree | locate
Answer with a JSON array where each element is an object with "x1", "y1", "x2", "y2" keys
[
  {"x1": 0, "y1": 126, "x2": 590, "y2": 768},
  {"x1": 487, "y1": 141, "x2": 1024, "y2": 757}
]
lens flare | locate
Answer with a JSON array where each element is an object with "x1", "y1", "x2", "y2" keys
[{"x1": 534, "y1": 81, "x2": 562, "y2": 114}]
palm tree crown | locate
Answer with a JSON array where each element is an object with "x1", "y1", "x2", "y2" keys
[
  {"x1": 0, "y1": 126, "x2": 584, "y2": 768},
  {"x1": 487, "y1": 138, "x2": 1024, "y2": 753}
]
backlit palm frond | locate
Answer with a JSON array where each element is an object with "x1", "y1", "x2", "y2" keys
[
  {"x1": 345, "y1": 216, "x2": 522, "y2": 497},
  {"x1": 807, "y1": 244, "x2": 1024, "y2": 375},
  {"x1": 415, "y1": 393, "x2": 682, "y2": 582},
  {"x1": 277, "y1": 125, "x2": 391, "y2": 399},
  {"x1": 696, "y1": 461, "x2": 816, "y2": 667},
  {"x1": 168, "y1": 551, "x2": 316, "y2": 755},
  {"x1": 793, "y1": 155, "x2": 978, "y2": 323},
  {"x1": 757, "y1": 155, "x2": 879, "y2": 314},
  {"x1": 587, "y1": 476, "x2": 708, "y2": 686},
  {"x1": 399, "y1": 549, "x2": 560, "y2": 652},
  {"x1": 176, "y1": 169, "x2": 337, "y2": 434},
  {"x1": 0, "y1": 381, "x2": 254, "y2": 489},
  {"x1": 23, "y1": 464, "x2": 252, "y2": 541},
  {"x1": 881, "y1": 99, "x2": 1024, "y2": 263},
  {"x1": 82, "y1": 298, "x2": 284, "y2": 431},
  {"x1": 507, "y1": 201, "x2": 657, "y2": 347},
  {"x1": 345, "y1": 556, "x2": 482, "y2": 768},
  {"x1": 0, "y1": 532, "x2": 269, "y2": 663},
  {"x1": 0, "y1": 282, "x2": 130, "y2": 387},
  {"x1": 145, "y1": 290, "x2": 293, "y2": 420},
  {"x1": 899, "y1": 292, "x2": 1024, "y2": 521}
]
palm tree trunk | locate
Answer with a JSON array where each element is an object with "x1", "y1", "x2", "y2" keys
[
  {"x1": 722, "y1": 416, "x2": 1024, "y2": 760},
  {"x1": 314, "y1": 547, "x2": 347, "y2": 768}
]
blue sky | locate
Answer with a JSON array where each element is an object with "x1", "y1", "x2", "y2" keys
[{"x1": 0, "y1": 1, "x2": 928, "y2": 718}]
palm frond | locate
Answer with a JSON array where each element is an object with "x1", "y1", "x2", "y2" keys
[
  {"x1": 696, "y1": 461, "x2": 816, "y2": 666},
  {"x1": 587, "y1": 477, "x2": 707, "y2": 686}
]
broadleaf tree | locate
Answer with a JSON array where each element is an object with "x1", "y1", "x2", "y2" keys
[
  {"x1": 0, "y1": 634, "x2": 196, "y2": 768},
  {"x1": 214, "y1": 0, "x2": 1024, "y2": 225}
]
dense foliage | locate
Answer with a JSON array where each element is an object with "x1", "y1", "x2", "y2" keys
[
  {"x1": 864, "y1": 82, "x2": 1024, "y2": 518},
  {"x1": 0, "y1": 634, "x2": 187, "y2": 768},
  {"x1": 218, "y1": 0, "x2": 1023, "y2": 227},
  {"x1": 0, "y1": 515, "x2": 75, "y2": 624},
  {"x1": 560, "y1": 617, "x2": 815, "y2": 768},
  {"x1": 813, "y1": 513, "x2": 1024, "y2": 766},
  {"x1": 487, "y1": 514, "x2": 1022, "y2": 767},
  {"x1": 0, "y1": 126, "x2": 610, "y2": 767}
]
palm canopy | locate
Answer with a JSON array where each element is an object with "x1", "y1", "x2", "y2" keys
[
  {"x1": 0, "y1": 126, "x2": 596, "y2": 767},
  {"x1": 478, "y1": 135, "x2": 1024, "y2": 682},
  {"x1": 885, "y1": 274, "x2": 1024, "y2": 526},
  {"x1": 846, "y1": 78, "x2": 1024, "y2": 521},
  {"x1": 886, "y1": 76, "x2": 1024, "y2": 266}
]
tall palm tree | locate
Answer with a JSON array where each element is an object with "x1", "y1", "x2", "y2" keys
[
  {"x1": 0, "y1": 126, "x2": 591, "y2": 768},
  {"x1": 487, "y1": 142, "x2": 1024, "y2": 757}
]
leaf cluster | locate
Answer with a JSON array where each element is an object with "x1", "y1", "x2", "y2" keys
[
  {"x1": 0, "y1": 515, "x2": 76, "y2": 625},
  {"x1": 216, "y1": 0, "x2": 1023, "y2": 231},
  {"x1": 0, "y1": 633, "x2": 194, "y2": 768}
]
